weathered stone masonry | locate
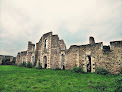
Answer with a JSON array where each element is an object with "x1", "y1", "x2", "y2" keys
[
  {"x1": 0, "y1": 55, "x2": 14, "y2": 64},
  {"x1": 16, "y1": 32, "x2": 122, "y2": 74}
]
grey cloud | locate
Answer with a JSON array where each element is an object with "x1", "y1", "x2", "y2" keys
[{"x1": 0, "y1": 0, "x2": 122, "y2": 56}]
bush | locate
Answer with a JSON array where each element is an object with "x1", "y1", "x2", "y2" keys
[
  {"x1": 19, "y1": 63, "x2": 23, "y2": 67},
  {"x1": 38, "y1": 61, "x2": 42, "y2": 69},
  {"x1": 26, "y1": 61, "x2": 32, "y2": 68},
  {"x1": 19, "y1": 61, "x2": 26, "y2": 67},
  {"x1": 2, "y1": 59, "x2": 6, "y2": 65},
  {"x1": 95, "y1": 67, "x2": 109, "y2": 75},
  {"x1": 72, "y1": 66, "x2": 84, "y2": 73},
  {"x1": 54, "y1": 67, "x2": 61, "y2": 70}
]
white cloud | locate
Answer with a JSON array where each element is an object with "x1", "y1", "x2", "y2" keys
[{"x1": 0, "y1": 0, "x2": 122, "y2": 56}]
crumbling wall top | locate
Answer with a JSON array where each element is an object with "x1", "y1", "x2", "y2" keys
[
  {"x1": 43, "y1": 32, "x2": 52, "y2": 37},
  {"x1": 28, "y1": 41, "x2": 35, "y2": 46},
  {"x1": 21, "y1": 51, "x2": 27, "y2": 55},
  {"x1": 79, "y1": 42, "x2": 103, "y2": 48},
  {"x1": 66, "y1": 45, "x2": 80, "y2": 53},
  {"x1": 110, "y1": 41, "x2": 122, "y2": 48},
  {"x1": 59, "y1": 40, "x2": 66, "y2": 50},
  {"x1": 52, "y1": 35, "x2": 59, "y2": 39}
]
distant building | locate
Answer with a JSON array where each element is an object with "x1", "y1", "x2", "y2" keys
[
  {"x1": 16, "y1": 32, "x2": 122, "y2": 74},
  {"x1": 0, "y1": 55, "x2": 15, "y2": 65}
]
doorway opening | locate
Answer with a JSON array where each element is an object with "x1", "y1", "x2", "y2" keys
[
  {"x1": 61, "y1": 54, "x2": 65, "y2": 70},
  {"x1": 87, "y1": 55, "x2": 91, "y2": 72},
  {"x1": 43, "y1": 56, "x2": 47, "y2": 69},
  {"x1": 63, "y1": 65, "x2": 65, "y2": 70},
  {"x1": 45, "y1": 64, "x2": 47, "y2": 69}
]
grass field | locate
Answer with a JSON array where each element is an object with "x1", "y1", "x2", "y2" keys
[{"x1": 0, "y1": 65, "x2": 121, "y2": 92}]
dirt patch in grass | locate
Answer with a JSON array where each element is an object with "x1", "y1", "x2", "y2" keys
[{"x1": 33, "y1": 87, "x2": 38, "y2": 89}]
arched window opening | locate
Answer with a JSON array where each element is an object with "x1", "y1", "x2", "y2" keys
[
  {"x1": 61, "y1": 54, "x2": 64, "y2": 62},
  {"x1": 44, "y1": 39, "x2": 48, "y2": 49}
]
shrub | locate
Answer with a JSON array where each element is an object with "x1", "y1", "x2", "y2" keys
[
  {"x1": 38, "y1": 61, "x2": 42, "y2": 69},
  {"x1": 54, "y1": 67, "x2": 61, "y2": 70},
  {"x1": 72, "y1": 66, "x2": 84, "y2": 73},
  {"x1": 2, "y1": 59, "x2": 6, "y2": 65},
  {"x1": 19, "y1": 63, "x2": 23, "y2": 67},
  {"x1": 95, "y1": 67, "x2": 109, "y2": 75},
  {"x1": 19, "y1": 61, "x2": 26, "y2": 67},
  {"x1": 26, "y1": 61, "x2": 32, "y2": 68}
]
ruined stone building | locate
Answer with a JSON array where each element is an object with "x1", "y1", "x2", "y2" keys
[
  {"x1": 0, "y1": 55, "x2": 15, "y2": 65},
  {"x1": 16, "y1": 32, "x2": 122, "y2": 74}
]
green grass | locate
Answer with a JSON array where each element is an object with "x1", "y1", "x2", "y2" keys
[{"x1": 0, "y1": 65, "x2": 121, "y2": 92}]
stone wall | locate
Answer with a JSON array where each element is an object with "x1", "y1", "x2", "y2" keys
[
  {"x1": 33, "y1": 32, "x2": 67, "y2": 69},
  {"x1": 65, "y1": 42, "x2": 102, "y2": 71},
  {"x1": 94, "y1": 41, "x2": 122, "y2": 74},
  {"x1": 50, "y1": 35, "x2": 60, "y2": 68},
  {"x1": 16, "y1": 52, "x2": 21, "y2": 65},
  {"x1": 79, "y1": 42, "x2": 103, "y2": 72},
  {"x1": 0, "y1": 55, "x2": 4, "y2": 65},
  {"x1": 16, "y1": 51, "x2": 27, "y2": 65},
  {"x1": 0, "y1": 55, "x2": 15, "y2": 65},
  {"x1": 59, "y1": 40, "x2": 66, "y2": 50},
  {"x1": 65, "y1": 45, "x2": 79, "y2": 70},
  {"x1": 27, "y1": 41, "x2": 35, "y2": 63},
  {"x1": 16, "y1": 32, "x2": 122, "y2": 74},
  {"x1": 16, "y1": 41, "x2": 35, "y2": 65},
  {"x1": 35, "y1": 32, "x2": 52, "y2": 69}
]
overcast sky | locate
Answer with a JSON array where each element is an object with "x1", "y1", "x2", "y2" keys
[{"x1": 0, "y1": 0, "x2": 122, "y2": 56}]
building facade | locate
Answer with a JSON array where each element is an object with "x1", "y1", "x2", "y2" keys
[
  {"x1": 0, "y1": 55, "x2": 15, "y2": 65},
  {"x1": 16, "y1": 32, "x2": 122, "y2": 74}
]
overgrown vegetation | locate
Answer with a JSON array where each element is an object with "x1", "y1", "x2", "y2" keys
[
  {"x1": 72, "y1": 66, "x2": 85, "y2": 73},
  {"x1": 19, "y1": 61, "x2": 33, "y2": 68},
  {"x1": 0, "y1": 65, "x2": 121, "y2": 92},
  {"x1": 26, "y1": 61, "x2": 33, "y2": 68},
  {"x1": 95, "y1": 67, "x2": 109, "y2": 75},
  {"x1": 2, "y1": 57, "x2": 16, "y2": 65},
  {"x1": 18, "y1": 62, "x2": 122, "y2": 76},
  {"x1": 19, "y1": 61, "x2": 27, "y2": 67},
  {"x1": 37, "y1": 61, "x2": 42, "y2": 69},
  {"x1": 54, "y1": 66, "x2": 61, "y2": 70}
]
